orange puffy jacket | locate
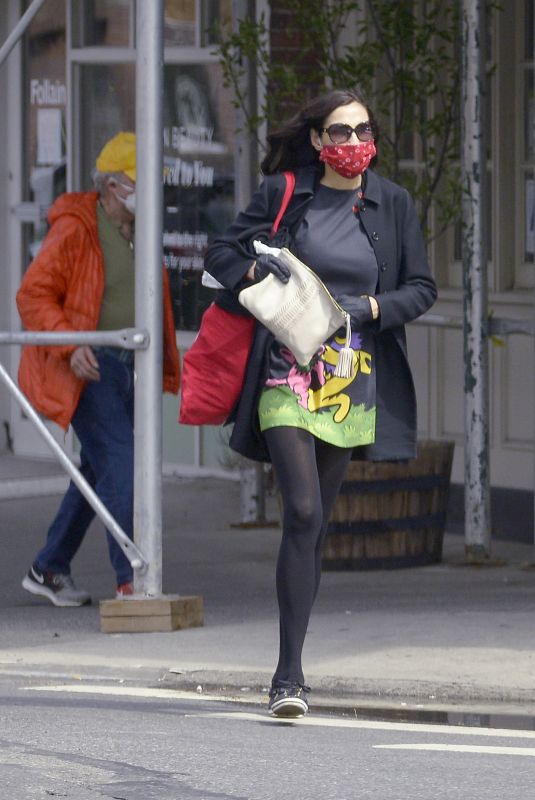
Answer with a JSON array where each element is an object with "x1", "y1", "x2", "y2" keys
[{"x1": 17, "y1": 191, "x2": 181, "y2": 430}]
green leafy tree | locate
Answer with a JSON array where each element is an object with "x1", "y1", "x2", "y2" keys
[{"x1": 214, "y1": 0, "x2": 463, "y2": 240}]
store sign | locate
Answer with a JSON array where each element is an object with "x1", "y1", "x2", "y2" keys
[
  {"x1": 163, "y1": 231, "x2": 208, "y2": 272},
  {"x1": 30, "y1": 79, "x2": 67, "y2": 106},
  {"x1": 163, "y1": 70, "x2": 235, "y2": 330},
  {"x1": 163, "y1": 158, "x2": 215, "y2": 188},
  {"x1": 37, "y1": 108, "x2": 62, "y2": 165}
]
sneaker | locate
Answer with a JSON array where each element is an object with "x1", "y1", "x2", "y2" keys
[
  {"x1": 116, "y1": 581, "x2": 134, "y2": 599},
  {"x1": 268, "y1": 682, "x2": 310, "y2": 718},
  {"x1": 22, "y1": 564, "x2": 91, "y2": 607}
]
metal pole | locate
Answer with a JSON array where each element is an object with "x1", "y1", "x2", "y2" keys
[
  {"x1": 460, "y1": 0, "x2": 491, "y2": 561},
  {"x1": 0, "y1": 361, "x2": 148, "y2": 572},
  {"x1": 0, "y1": 0, "x2": 47, "y2": 67},
  {"x1": 133, "y1": 0, "x2": 164, "y2": 597},
  {"x1": 532, "y1": 0, "x2": 535, "y2": 564}
]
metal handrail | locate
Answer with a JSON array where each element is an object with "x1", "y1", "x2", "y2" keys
[
  {"x1": 413, "y1": 313, "x2": 534, "y2": 337},
  {"x1": 0, "y1": 361, "x2": 148, "y2": 573},
  {"x1": 0, "y1": 327, "x2": 151, "y2": 573},
  {"x1": 0, "y1": 0, "x2": 46, "y2": 67},
  {"x1": 0, "y1": 328, "x2": 149, "y2": 347}
]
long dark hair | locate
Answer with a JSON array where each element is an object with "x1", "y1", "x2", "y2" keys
[{"x1": 260, "y1": 88, "x2": 378, "y2": 175}]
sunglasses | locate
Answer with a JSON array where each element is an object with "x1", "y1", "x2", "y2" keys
[{"x1": 321, "y1": 121, "x2": 375, "y2": 144}]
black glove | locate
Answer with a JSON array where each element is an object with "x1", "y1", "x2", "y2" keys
[
  {"x1": 254, "y1": 253, "x2": 290, "y2": 284},
  {"x1": 336, "y1": 294, "x2": 374, "y2": 327}
]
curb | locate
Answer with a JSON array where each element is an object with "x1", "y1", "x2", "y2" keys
[
  {"x1": 2, "y1": 662, "x2": 534, "y2": 722},
  {"x1": 159, "y1": 668, "x2": 535, "y2": 711}
]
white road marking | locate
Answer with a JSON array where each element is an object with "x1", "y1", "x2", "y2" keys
[
  {"x1": 22, "y1": 684, "x2": 247, "y2": 704},
  {"x1": 21, "y1": 686, "x2": 535, "y2": 740},
  {"x1": 189, "y1": 710, "x2": 535, "y2": 739},
  {"x1": 374, "y1": 744, "x2": 535, "y2": 757}
]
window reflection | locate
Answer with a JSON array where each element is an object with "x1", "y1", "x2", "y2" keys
[
  {"x1": 200, "y1": 0, "x2": 232, "y2": 45},
  {"x1": 163, "y1": 65, "x2": 235, "y2": 329},
  {"x1": 73, "y1": 0, "x2": 133, "y2": 47},
  {"x1": 163, "y1": 0, "x2": 233, "y2": 47},
  {"x1": 164, "y1": 0, "x2": 196, "y2": 46},
  {"x1": 79, "y1": 62, "x2": 236, "y2": 330},
  {"x1": 80, "y1": 64, "x2": 136, "y2": 178},
  {"x1": 25, "y1": 0, "x2": 67, "y2": 262},
  {"x1": 71, "y1": 0, "x2": 231, "y2": 49}
]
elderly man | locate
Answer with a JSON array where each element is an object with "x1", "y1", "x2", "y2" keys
[{"x1": 17, "y1": 131, "x2": 180, "y2": 607}]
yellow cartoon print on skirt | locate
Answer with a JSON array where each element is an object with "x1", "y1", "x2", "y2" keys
[{"x1": 258, "y1": 328, "x2": 376, "y2": 448}]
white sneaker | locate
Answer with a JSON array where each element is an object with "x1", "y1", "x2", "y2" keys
[{"x1": 22, "y1": 564, "x2": 91, "y2": 607}]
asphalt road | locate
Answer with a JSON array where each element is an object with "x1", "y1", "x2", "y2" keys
[{"x1": 1, "y1": 675, "x2": 534, "y2": 800}]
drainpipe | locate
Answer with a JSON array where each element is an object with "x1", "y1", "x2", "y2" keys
[{"x1": 460, "y1": 0, "x2": 491, "y2": 560}]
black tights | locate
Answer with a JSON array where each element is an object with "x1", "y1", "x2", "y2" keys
[{"x1": 264, "y1": 426, "x2": 353, "y2": 686}]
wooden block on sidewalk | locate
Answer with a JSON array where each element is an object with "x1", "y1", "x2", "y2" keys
[{"x1": 99, "y1": 594, "x2": 204, "y2": 633}]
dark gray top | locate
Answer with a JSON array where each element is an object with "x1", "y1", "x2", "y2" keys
[
  {"x1": 267, "y1": 183, "x2": 379, "y2": 380},
  {"x1": 292, "y1": 183, "x2": 378, "y2": 297}
]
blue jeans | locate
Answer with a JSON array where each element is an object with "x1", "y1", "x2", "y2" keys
[{"x1": 35, "y1": 351, "x2": 135, "y2": 584}]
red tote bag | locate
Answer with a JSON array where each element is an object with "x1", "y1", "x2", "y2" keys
[
  {"x1": 179, "y1": 306, "x2": 255, "y2": 425},
  {"x1": 179, "y1": 171, "x2": 295, "y2": 426}
]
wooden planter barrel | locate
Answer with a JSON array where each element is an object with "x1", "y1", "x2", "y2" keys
[{"x1": 322, "y1": 440, "x2": 455, "y2": 570}]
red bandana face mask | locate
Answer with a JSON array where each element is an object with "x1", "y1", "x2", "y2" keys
[{"x1": 319, "y1": 141, "x2": 376, "y2": 178}]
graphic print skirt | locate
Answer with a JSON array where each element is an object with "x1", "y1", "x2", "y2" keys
[{"x1": 258, "y1": 329, "x2": 376, "y2": 448}]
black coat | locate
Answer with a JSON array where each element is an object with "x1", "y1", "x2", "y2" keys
[{"x1": 204, "y1": 165, "x2": 437, "y2": 463}]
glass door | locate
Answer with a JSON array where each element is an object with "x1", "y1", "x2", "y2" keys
[
  {"x1": 10, "y1": 0, "x2": 74, "y2": 458},
  {"x1": 9, "y1": 0, "x2": 239, "y2": 471},
  {"x1": 72, "y1": 1, "x2": 236, "y2": 336}
]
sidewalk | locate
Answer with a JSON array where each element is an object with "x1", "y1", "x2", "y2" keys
[{"x1": 1, "y1": 467, "x2": 534, "y2": 715}]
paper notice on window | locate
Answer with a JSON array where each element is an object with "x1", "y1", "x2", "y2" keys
[
  {"x1": 526, "y1": 178, "x2": 534, "y2": 257},
  {"x1": 37, "y1": 107, "x2": 62, "y2": 165}
]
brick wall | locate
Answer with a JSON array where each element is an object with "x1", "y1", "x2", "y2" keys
[{"x1": 268, "y1": 1, "x2": 322, "y2": 124}]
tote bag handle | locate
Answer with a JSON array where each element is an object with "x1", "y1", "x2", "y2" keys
[{"x1": 270, "y1": 171, "x2": 296, "y2": 238}]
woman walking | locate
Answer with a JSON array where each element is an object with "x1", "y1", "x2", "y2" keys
[{"x1": 204, "y1": 88, "x2": 437, "y2": 718}]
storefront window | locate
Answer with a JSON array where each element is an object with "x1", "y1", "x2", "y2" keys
[
  {"x1": 80, "y1": 63, "x2": 135, "y2": 176},
  {"x1": 25, "y1": 0, "x2": 67, "y2": 261},
  {"x1": 164, "y1": 0, "x2": 196, "y2": 46},
  {"x1": 199, "y1": 0, "x2": 232, "y2": 46},
  {"x1": 164, "y1": 0, "x2": 232, "y2": 47},
  {"x1": 72, "y1": 0, "x2": 133, "y2": 47},
  {"x1": 162, "y1": 64, "x2": 235, "y2": 329},
  {"x1": 79, "y1": 61, "x2": 235, "y2": 330}
]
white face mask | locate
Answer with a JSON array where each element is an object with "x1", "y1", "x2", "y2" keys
[
  {"x1": 122, "y1": 191, "x2": 136, "y2": 215},
  {"x1": 112, "y1": 181, "x2": 136, "y2": 215}
]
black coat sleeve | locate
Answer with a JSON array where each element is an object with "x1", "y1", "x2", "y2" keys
[
  {"x1": 204, "y1": 174, "x2": 287, "y2": 291},
  {"x1": 374, "y1": 188, "x2": 437, "y2": 331}
]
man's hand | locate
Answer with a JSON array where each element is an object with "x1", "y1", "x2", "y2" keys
[
  {"x1": 254, "y1": 253, "x2": 291, "y2": 284},
  {"x1": 70, "y1": 346, "x2": 100, "y2": 381}
]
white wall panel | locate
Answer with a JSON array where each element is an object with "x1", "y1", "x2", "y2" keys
[
  {"x1": 500, "y1": 334, "x2": 534, "y2": 448},
  {"x1": 406, "y1": 325, "x2": 431, "y2": 437},
  {"x1": 436, "y1": 328, "x2": 464, "y2": 441}
]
